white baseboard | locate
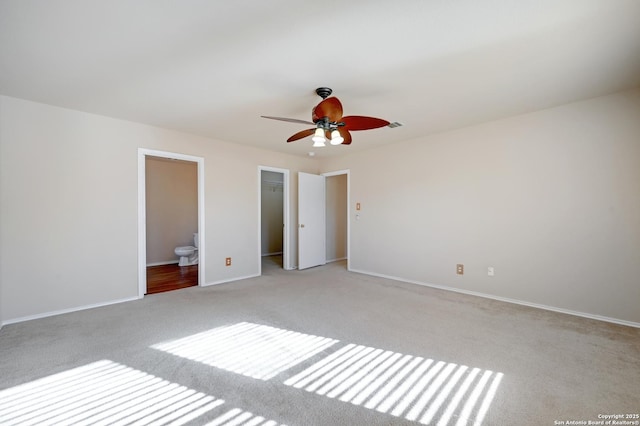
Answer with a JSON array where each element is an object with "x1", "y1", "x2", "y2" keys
[
  {"x1": 261, "y1": 252, "x2": 283, "y2": 257},
  {"x1": 326, "y1": 257, "x2": 347, "y2": 263},
  {"x1": 2, "y1": 296, "x2": 140, "y2": 326},
  {"x1": 349, "y1": 268, "x2": 640, "y2": 329},
  {"x1": 146, "y1": 260, "x2": 179, "y2": 267},
  {"x1": 204, "y1": 273, "x2": 261, "y2": 287}
]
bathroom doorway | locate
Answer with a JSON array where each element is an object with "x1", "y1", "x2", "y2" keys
[
  {"x1": 138, "y1": 149, "x2": 205, "y2": 297},
  {"x1": 258, "y1": 166, "x2": 291, "y2": 274}
]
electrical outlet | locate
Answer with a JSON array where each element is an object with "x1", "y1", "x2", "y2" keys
[
  {"x1": 225, "y1": 257, "x2": 231, "y2": 266},
  {"x1": 456, "y1": 264, "x2": 464, "y2": 275},
  {"x1": 488, "y1": 267, "x2": 495, "y2": 276}
]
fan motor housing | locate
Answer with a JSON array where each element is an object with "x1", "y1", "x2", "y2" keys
[{"x1": 316, "y1": 87, "x2": 332, "y2": 99}]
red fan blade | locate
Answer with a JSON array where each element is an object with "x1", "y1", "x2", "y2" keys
[
  {"x1": 338, "y1": 127, "x2": 352, "y2": 145},
  {"x1": 261, "y1": 116, "x2": 315, "y2": 125},
  {"x1": 342, "y1": 116, "x2": 390, "y2": 131},
  {"x1": 287, "y1": 128, "x2": 315, "y2": 142},
  {"x1": 312, "y1": 97, "x2": 343, "y2": 122}
]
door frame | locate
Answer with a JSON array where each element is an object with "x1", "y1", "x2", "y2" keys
[
  {"x1": 138, "y1": 148, "x2": 205, "y2": 297},
  {"x1": 258, "y1": 166, "x2": 291, "y2": 273},
  {"x1": 322, "y1": 169, "x2": 350, "y2": 271}
]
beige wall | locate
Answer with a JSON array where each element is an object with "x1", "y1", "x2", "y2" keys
[
  {"x1": 261, "y1": 170, "x2": 284, "y2": 255},
  {"x1": 0, "y1": 95, "x2": 317, "y2": 322},
  {"x1": 1, "y1": 89, "x2": 639, "y2": 325},
  {"x1": 146, "y1": 157, "x2": 198, "y2": 265},
  {"x1": 321, "y1": 88, "x2": 640, "y2": 324},
  {"x1": 326, "y1": 174, "x2": 347, "y2": 262}
]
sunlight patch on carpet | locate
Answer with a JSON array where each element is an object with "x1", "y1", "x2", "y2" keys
[
  {"x1": 0, "y1": 360, "x2": 223, "y2": 426},
  {"x1": 151, "y1": 322, "x2": 338, "y2": 380},
  {"x1": 204, "y1": 407, "x2": 287, "y2": 426},
  {"x1": 284, "y1": 344, "x2": 503, "y2": 426}
]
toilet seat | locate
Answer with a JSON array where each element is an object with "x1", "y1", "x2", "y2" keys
[{"x1": 175, "y1": 246, "x2": 196, "y2": 255}]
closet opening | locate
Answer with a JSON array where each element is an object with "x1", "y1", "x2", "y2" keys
[
  {"x1": 324, "y1": 172, "x2": 348, "y2": 268},
  {"x1": 258, "y1": 166, "x2": 291, "y2": 274}
]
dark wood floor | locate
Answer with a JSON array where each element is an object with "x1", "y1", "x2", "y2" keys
[{"x1": 146, "y1": 263, "x2": 198, "y2": 294}]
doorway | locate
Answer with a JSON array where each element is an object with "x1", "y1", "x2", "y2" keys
[
  {"x1": 258, "y1": 166, "x2": 291, "y2": 274},
  {"x1": 325, "y1": 173, "x2": 348, "y2": 266},
  {"x1": 297, "y1": 170, "x2": 350, "y2": 270},
  {"x1": 138, "y1": 149, "x2": 205, "y2": 297}
]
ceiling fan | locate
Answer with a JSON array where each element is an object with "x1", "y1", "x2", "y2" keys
[{"x1": 261, "y1": 87, "x2": 391, "y2": 147}]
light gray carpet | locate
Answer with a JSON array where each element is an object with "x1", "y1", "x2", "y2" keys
[{"x1": 1, "y1": 257, "x2": 638, "y2": 425}]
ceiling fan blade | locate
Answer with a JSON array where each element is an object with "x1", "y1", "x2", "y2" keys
[
  {"x1": 261, "y1": 116, "x2": 315, "y2": 125},
  {"x1": 339, "y1": 127, "x2": 352, "y2": 145},
  {"x1": 342, "y1": 116, "x2": 390, "y2": 131},
  {"x1": 287, "y1": 128, "x2": 315, "y2": 142},
  {"x1": 312, "y1": 97, "x2": 343, "y2": 122}
]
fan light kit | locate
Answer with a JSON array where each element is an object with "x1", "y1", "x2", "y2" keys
[{"x1": 262, "y1": 87, "x2": 393, "y2": 147}]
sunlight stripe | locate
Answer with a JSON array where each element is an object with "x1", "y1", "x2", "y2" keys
[
  {"x1": 62, "y1": 380, "x2": 179, "y2": 426},
  {"x1": 0, "y1": 365, "x2": 134, "y2": 422},
  {"x1": 0, "y1": 361, "x2": 221, "y2": 426},
  {"x1": 276, "y1": 328, "x2": 508, "y2": 426},
  {"x1": 403, "y1": 362, "x2": 454, "y2": 420},
  {"x1": 204, "y1": 408, "x2": 287, "y2": 426},
  {"x1": 205, "y1": 408, "x2": 243, "y2": 426},
  {"x1": 6, "y1": 368, "x2": 165, "y2": 425},
  {"x1": 327, "y1": 351, "x2": 394, "y2": 399},
  {"x1": 280, "y1": 338, "x2": 504, "y2": 426},
  {"x1": 474, "y1": 372, "x2": 503, "y2": 426},
  {"x1": 437, "y1": 367, "x2": 480, "y2": 426},
  {"x1": 317, "y1": 348, "x2": 384, "y2": 396},
  {"x1": 350, "y1": 353, "x2": 412, "y2": 406},
  {"x1": 386, "y1": 359, "x2": 439, "y2": 416},
  {"x1": 420, "y1": 365, "x2": 468, "y2": 424},
  {"x1": 244, "y1": 416, "x2": 266, "y2": 426},
  {"x1": 152, "y1": 323, "x2": 338, "y2": 380},
  {"x1": 284, "y1": 344, "x2": 359, "y2": 388},
  {"x1": 0, "y1": 361, "x2": 119, "y2": 406},
  {"x1": 114, "y1": 387, "x2": 218, "y2": 426},
  {"x1": 305, "y1": 346, "x2": 375, "y2": 393},
  {"x1": 364, "y1": 356, "x2": 423, "y2": 410},
  {"x1": 455, "y1": 370, "x2": 492, "y2": 426},
  {"x1": 339, "y1": 352, "x2": 403, "y2": 403}
]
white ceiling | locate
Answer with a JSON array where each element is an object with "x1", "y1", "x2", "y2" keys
[{"x1": 2, "y1": 0, "x2": 640, "y2": 158}]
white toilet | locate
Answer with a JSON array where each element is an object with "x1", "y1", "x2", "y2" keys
[{"x1": 175, "y1": 233, "x2": 199, "y2": 266}]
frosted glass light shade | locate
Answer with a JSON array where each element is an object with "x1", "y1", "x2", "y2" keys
[
  {"x1": 330, "y1": 130, "x2": 344, "y2": 145},
  {"x1": 312, "y1": 137, "x2": 326, "y2": 148},
  {"x1": 311, "y1": 128, "x2": 326, "y2": 146}
]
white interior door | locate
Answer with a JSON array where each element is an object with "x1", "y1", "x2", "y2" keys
[{"x1": 298, "y1": 172, "x2": 326, "y2": 269}]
